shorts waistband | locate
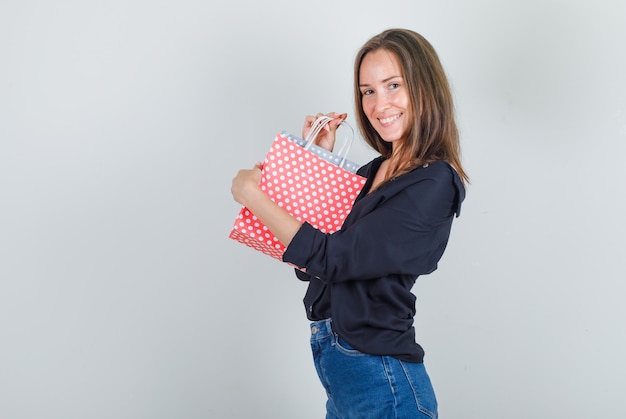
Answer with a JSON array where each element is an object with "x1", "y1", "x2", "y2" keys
[{"x1": 310, "y1": 318, "x2": 333, "y2": 340}]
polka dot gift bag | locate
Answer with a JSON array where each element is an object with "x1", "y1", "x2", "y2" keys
[{"x1": 229, "y1": 116, "x2": 367, "y2": 262}]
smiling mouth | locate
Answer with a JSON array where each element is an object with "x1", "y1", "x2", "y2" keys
[{"x1": 379, "y1": 114, "x2": 401, "y2": 125}]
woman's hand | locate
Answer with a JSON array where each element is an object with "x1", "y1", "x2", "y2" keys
[
  {"x1": 231, "y1": 162, "x2": 263, "y2": 207},
  {"x1": 302, "y1": 112, "x2": 347, "y2": 152},
  {"x1": 231, "y1": 162, "x2": 303, "y2": 247}
]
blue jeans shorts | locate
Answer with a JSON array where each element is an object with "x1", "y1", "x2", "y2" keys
[{"x1": 310, "y1": 318, "x2": 438, "y2": 419}]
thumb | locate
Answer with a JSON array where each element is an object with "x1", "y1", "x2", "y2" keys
[{"x1": 331, "y1": 113, "x2": 347, "y2": 129}]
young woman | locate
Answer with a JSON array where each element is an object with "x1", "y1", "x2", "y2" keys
[{"x1": 231, "y1": 28, "x2": 468, "y2": 419}]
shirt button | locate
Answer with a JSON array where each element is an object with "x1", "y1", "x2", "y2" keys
[{"x1": 311, "y1": 326, "x2": 319, "y2": 334}]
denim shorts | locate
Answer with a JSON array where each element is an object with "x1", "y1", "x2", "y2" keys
[{"x1": 310, "y1": 318, "x2": 438, "y2": 419}]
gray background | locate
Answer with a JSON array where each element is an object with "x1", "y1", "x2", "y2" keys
[{"x1": 1, "y1": 0, "x2": 625, "y2": 418}]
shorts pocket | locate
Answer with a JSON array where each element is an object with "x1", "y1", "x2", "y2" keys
[{"x1": 334, "y1": 335, "x2": 365, "y2": 357}]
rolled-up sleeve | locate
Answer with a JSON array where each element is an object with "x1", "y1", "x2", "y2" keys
[{"x1": 283, "y1": 164, "x2": 462, "y2": 283}]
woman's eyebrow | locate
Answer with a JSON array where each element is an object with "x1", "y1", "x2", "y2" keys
[{"x1": 359, "y1": 75, "x2": 402, "y2": 87}]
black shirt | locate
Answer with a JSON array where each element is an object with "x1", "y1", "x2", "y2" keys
[{"x1": 283, "y1": 157, "x2": 465, "y2": 362}]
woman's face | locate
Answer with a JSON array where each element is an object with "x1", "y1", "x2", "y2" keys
[{"x1": 359, "y1": 49, "x2": 412, "y2": 146}]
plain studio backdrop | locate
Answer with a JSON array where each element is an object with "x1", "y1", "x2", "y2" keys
[{"x1": 1, "y1": 0, "x2": 625, "y2": 418}]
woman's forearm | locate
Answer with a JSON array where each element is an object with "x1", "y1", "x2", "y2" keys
[{"x1": 246, "y1": 188, "x2": 303, "y2": 248}]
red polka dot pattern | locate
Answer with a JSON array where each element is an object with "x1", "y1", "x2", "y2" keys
[{"x1": 229, "y1": 133, "x2": 367, "y2": 262}]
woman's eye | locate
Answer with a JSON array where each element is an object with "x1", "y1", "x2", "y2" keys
[
  {"x1": 362, "y1": 89, "x2": 374, "y2": 96},
  {"x1": 389, "y1": 83, "x2": 400, "y2": 89}
]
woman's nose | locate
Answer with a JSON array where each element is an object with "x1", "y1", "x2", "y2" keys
[{"x1": 375, "y1": 93, "x2": 390, "y2": 112}]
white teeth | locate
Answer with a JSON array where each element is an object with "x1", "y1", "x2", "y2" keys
[{"x1": 379, "y1": 114, "x2": 400, "y2": 124}]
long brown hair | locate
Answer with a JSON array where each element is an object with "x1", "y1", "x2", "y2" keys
[{"x1": 353, "y1": 28, "x2": 469, "y2": 185}]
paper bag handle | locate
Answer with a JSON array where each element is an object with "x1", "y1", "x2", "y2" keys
[{"x1": 303, "y1": 115, "x2": 355, "y2": 170}]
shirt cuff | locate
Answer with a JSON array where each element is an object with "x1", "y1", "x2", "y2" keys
[{"x1": 282, "y1": 222, "x2": 317, "y2": 268}]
